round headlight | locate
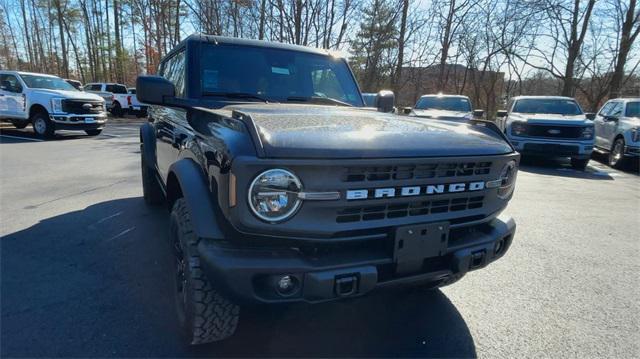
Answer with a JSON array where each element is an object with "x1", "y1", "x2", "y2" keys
[
  {"x1": 248, "y1": 169, "x2": 302, "y2": 222},
  {"x1": 497, "y1": 160, "x2": 518, "y2": 199}
]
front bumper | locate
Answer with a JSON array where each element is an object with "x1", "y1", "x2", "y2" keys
[
  {"x1": 509, "y1": 136, "x2": 593, "y2": 159},
  {"x1": 625, "y1": 144, "x2": 640, "y2": 157},
  {"x1": 197, "y1": 214, "x2": 516, "y2": 304},
  {"x1": 50, "y1": 113, "x2": 108, "y2": 130}
]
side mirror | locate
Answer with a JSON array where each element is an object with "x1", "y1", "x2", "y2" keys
[
  {"x1": 402, "y1": 107, "x2": 412, "y2": 115},
  {"x1": 473, "y1": 109, "x2": 485, "y2": 118},
  {"x1": 496, "y1": 110, "x2": 508, "y2": 118},
  {"x1": 376, "y1": 90, "x2": 395, "y2": 113},
  {"x1": 585, "y1": 113, "x2": 595, "y2": 120},
  {"x1": 137, "y1": 75, "x2": 175, "y2": 105}
]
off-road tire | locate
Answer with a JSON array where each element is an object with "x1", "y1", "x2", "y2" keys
[
  {"x1": 170, "y1": 198, "x2": 240, "y2": 345},
  {"x1": 608, "y1": 138, "x2": 626, "y2": 169},
  {"x1": 111, "y1": 102, "x2": 123, "y2": 117},
  {"x1": 11, "y1": 120, "x2": 29, "y2": 129},
  {"x1": 31, "y1": 111, "x2": 54, "y2": 138},
  {"x1": 570, "y1": 157, "x2": 589, "y2": 171},
  {"x1": 85, "y1": 129, "x2": 102, "y2": 136},
  {"x1": 140, "y1": 146, "x2": 164, "y2": 205}
]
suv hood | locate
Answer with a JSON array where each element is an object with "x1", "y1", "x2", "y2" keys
[
  {"x1": 511, "y1": 113, "x2": 591, "y2": 125},
  {"x1": 27, "y1": 88, "x2": 104, "y2": 102},
  {"x1": 227, "y1": 104, "x2": 513, "y2": 158}
]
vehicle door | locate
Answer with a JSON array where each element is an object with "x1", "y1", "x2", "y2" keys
[
  {"x1": 603, "y1": 101, "x2": 623, "y2": 148},
  {"x1": 0, "y1": 74, "x2": 26, "y2": 119},
  {"x1": 594, "y1": 101, "x2": 613, "y2": 148},
  {"x1": 153, "y1": 49, "x2": 188, "y2": 180}
]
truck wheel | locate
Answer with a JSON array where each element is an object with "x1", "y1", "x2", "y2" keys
[
  {"x1": 608, "y1": 138, "x2": 626, "y2": 169},
  {"x1": 170, "y1": 198, "x2": 240, "y2": 345},
  {"x1": 85, "y1": 129, "x2": 102, "y2": 136},
  {"x1": 11, "y1": 120, "x2": 29, "y2": 129},
  {"x1": 140, "y1": 147, "x2": 165, "y2": 205},
  {"x1": 570, "y1": 158, "x2": 589, "y2": 171},
  {"x1": 32, "y1": 111, "x2": 55, "y2": 138},
  {"x1": 111, "y1": 102, "x2": 123, "y2": 117}
]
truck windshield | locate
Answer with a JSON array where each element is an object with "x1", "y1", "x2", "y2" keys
[
  {"x1": 20, "y1": 74, "x2": 78, "y2": 91},
  {"x1": 414, "y1": 97, "x2": 471, "y2": 112},
  {"x1": 200, "y1": 44, "x2": 363, "y2": 106},
  {"x1": 512, "y1": 99, "x2": 582, "y2": 115},
  {"x1": 625, "y1": 102, "x2": 639, "y2": 117}
]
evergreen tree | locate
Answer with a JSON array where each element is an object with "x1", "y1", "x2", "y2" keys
[{"x1": 350, "y1": 0, "x2": 399, "y2": 92}]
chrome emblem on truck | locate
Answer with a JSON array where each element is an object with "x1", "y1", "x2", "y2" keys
[
  {"x1": 547, "y1": 129, "x2": 561, "y2": 135},
  {"x1": 82, "y1": 103, "x2": 92, "y2": 109},
  {"x1": 346, "y1": 181, "x2": 486, "y2": 200}
]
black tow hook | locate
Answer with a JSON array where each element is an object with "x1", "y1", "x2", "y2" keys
[{"x1": 335, "y1": 275, "x2": 358, "y2": 297}]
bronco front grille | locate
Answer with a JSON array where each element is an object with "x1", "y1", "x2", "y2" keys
[
  {"x1": 342, "y1": 162, "x2": 492, "y2": 182},
  {"x1": 336, "y1": 196, "x2": 485, "y2": 223}
]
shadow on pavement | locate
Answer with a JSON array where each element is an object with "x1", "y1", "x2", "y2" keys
[
  {"x1": 518, "y1": 156, "x2": 616, "y2": 180},
  {"x1": 1, "y1": 197, "x2": 475, "y2": 358},
  {"x1": 0, "y1": 127, "x2": 87, "y2": 142}
]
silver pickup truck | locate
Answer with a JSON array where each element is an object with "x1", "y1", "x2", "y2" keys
[{"x1": 594, "y1": 98, "x2": 640, "y2": 168}]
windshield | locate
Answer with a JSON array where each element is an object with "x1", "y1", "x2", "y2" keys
[
  {"x1": 414, "y1": 97, "x2": 472, "y2": 112},
  {"x1": 512, "y1": 98, "x2": 582, "y2": 115},
  {"x1": 20, "y1": 74, "x2": 78, "y2": 91},
  {"x1": 200, "y1": 44, "x2": 363, "y2": 106},
  {"x1": 625, "y1": 102, "x2": 639, "y2": 117}
]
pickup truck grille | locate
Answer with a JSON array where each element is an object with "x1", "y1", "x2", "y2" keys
[
  {"x1": 342, "y1": 161, "x2": 492, "y2": 182},
  {"x1": 62, "y1": 99, "x2": 104, "y2": 114},
  {"x1": 336, "y1": 195, "x2": 485, "y2": 223},
  {"x1": 520, "y1": 124, "x2": 583, "y2": 139}
]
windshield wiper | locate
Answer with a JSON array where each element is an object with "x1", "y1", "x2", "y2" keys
[
  {"x1": 204, "y1": 92, "x2": 268, "y2": 102},
  {"x1": 286, "y1": 96, "x2": 353, "y2": 107}
]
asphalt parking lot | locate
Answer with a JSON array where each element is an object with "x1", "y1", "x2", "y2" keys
[{"x1": 1, "y1": 121, "x2": 639, "y2": 358}]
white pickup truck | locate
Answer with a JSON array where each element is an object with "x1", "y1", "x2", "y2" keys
[
  {"x1": 127, "y1": 88, "x2": 148, "y2": 118},
  {"x1": 83, "y1": 82, "x2": 130, "y2": 117},
  {"x1": 0, "y1": 70, "x2": 107, "y2": 138}
]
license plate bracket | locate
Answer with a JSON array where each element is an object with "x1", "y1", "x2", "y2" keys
[{"x1": 394, "y1": 222, "x2": 449, "y2": 275}]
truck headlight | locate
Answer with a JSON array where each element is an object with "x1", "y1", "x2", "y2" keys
[
  {"x1": 496, "y1": 160, "x2": 518, "y2": 199},
  {"x1": 51, "y1": 98, "x2": 65, "y2": 113},
  {"x1": 581, "y1": 125, "x2": 594, "y2": 140},
  {"x1": 510, "y1": 121, "x2": 526, "y2": 136},
  {"x1": 248, "y1": 169, "x2": 302, "y2": 222}
]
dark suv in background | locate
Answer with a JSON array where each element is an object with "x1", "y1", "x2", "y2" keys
[{"x1": 137, "y1": 34, "x2": 520, "y2": 345}]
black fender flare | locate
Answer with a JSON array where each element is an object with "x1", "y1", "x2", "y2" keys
[
  {"x1": 168, "y1": 158, "x2": 225, "y2": 240},
  {"x1": 139, "y1": 122, "x2": 157, "y2": 169}
]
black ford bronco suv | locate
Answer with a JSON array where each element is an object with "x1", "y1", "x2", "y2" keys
[{"x1": 137, "y1": 34, "x2": 519, "y2": 345}]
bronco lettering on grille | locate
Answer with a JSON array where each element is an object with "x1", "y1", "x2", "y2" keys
[{"x1": 346, "y1": 181, "x2": 485, "y2": 200}]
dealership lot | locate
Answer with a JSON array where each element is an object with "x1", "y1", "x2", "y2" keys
[{"x1": 1, "y1": 122, "x2": 638, "y2": 358}]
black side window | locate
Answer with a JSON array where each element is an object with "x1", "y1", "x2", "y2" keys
[
  {"x1": 162, "y1": 50, "x2": 186, "y2": 97},
  {"x1": 0, "y1": 75, "x2": 23, "y2": 93},
  {"x1": 113, "y1": 85, "x2": 128, "y2": 94}
]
